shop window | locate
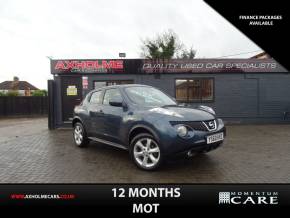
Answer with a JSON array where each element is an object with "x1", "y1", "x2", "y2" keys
[
  {"x1": 175, "y1": 78, "x2": 214, "y2": 102},
  {"x1": 94, "y1": 82, "x2": 106, "y2": 89},
  {"x1": 94, "y1": 80, "x2": 133, "y2": 89}
]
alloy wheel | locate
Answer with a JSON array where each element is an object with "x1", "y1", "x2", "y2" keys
[
  {"x1": 74, "y1": 125, "x2": 83, "y2": 145},
  {"x1": 133, "y1": 137, "x2": 160, "y2": 169}
]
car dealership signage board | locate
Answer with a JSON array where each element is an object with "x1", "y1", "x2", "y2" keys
[
  {"x1": 66, "y1": 85, "x2": 78, "y2": 96},
  {"x1": 82, "y1": 76, "x2": 88, "y2": 89},
  {"x1": 50, "y1": 59, "x2": 287, "y2": 74}
]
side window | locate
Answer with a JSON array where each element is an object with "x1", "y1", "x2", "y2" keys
[
  {"x1": 89, "y1": 91, "x2": 102, "y2": 104},
  {"x1": 103, "y1": 89, "x2": 123, "y2": 105}
]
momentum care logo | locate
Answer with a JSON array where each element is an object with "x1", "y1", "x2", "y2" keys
[{"x1": 218, "y1": 191, "x2": 278, "y2": 205}]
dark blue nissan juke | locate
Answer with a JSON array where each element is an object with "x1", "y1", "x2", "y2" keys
[{"x1": 72, "y1": 84, "x2": 226, "y2": 171}]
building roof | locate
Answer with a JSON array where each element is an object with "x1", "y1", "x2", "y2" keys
[{"x1": 0, "y1": 80, "x2": 39, "y2": 90}]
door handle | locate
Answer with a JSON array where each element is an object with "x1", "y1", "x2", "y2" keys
[{"x1": 89, "y1": 109, "x2": 103, "y2": 115}]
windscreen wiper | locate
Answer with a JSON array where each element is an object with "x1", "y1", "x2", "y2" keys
[{"x1": 161, "y1": 104, "x2": 178, "y2": 108}]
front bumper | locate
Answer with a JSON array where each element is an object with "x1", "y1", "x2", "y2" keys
[{"x1": 160, "y1": 125, "x2": 226, "y2": 156}]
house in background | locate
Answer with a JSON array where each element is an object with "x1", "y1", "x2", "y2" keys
[
  {"x1": 0, "y1": 77, "x2": 39, "y2": 96},
  {"x1": 250, "y1": 51, "x2": 271, "y2": 59}
]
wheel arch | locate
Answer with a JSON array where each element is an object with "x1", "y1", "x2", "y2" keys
[
  {"x1": 72, "y1": 116, "x2": 84, "y2": 127},
  {"x1": 128, "y1": 124, "x2": 160, "y2": 145}
]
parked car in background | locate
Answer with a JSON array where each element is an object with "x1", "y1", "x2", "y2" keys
[{"x1": 72, "y1": 84, "x2": 226, "y2": 171}]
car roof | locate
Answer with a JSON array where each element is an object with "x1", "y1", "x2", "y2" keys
[{"x1": 93, "y1": 84, "x2": 153, "y2": 92}]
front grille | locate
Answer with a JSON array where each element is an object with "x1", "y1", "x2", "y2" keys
[
  {"x1": 170, "y1": 121, "x2": 208, "y2": 132},
  {"x1": 203, "y1": 120, "x2": 217, "y2": 131}
]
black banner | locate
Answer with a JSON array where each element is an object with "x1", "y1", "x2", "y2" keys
[
  {"x1": 50, "y1": 59, "x2": 287, "y2": 74},
  {"x1": 0, "y1": 184, "x2": 289, "y2": 213},
  {"x1": 204, "y1": 0, "x2": 290, "y2": 71}
]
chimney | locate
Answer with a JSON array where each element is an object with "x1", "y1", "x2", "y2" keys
[{"x1": 12, "y1": 76, "x2": 19, "y2": 90}]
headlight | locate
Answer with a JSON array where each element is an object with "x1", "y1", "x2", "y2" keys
[
  {"x1": 198, "y1": 105, "x2": 216, "y2": 115},
  {"x1": 176, "y1": 125, "x2": 188, "y2": 137}
]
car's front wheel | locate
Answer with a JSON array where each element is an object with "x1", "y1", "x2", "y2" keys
[
  {"x1": 130, "y1": 133, "x2": 163, "y2": 171},
  {"x1": 73, "y1": 122, "x2": 89, "y2": 147}
]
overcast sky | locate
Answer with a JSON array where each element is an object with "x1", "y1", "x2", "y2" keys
[{"x1": 0, "y1": 0, "x2": 262, "y2": 89}]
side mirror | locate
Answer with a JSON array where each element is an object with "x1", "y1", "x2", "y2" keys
[{"x1": 109, "y1": 97, "x2": 123, "y2": 107}]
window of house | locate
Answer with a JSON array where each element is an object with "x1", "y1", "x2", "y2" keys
[
  {"x1": 94, "y1": 80, "x2": 133, "y2": 89},
  {"x1": 175, "y1": 78, "x2": 214, "y2": 102}
]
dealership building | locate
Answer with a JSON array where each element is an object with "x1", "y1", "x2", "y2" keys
[{"x1": 48, "y1": 58, "x2": 289, "y2": 129}]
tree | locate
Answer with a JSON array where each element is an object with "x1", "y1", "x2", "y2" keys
[
  {"x1": 6, "y1": 91, "x2": 19, "y2": 96},
  {"x1": 32, "y1": 90, "x2": 47, "y2": 96},
  {"x1": 178, "y1": 47, "x2": 196, "y2": 59},
  {"x1": 141, "y1": 30, "x2": 196, "y2": 59},
  {"x1": 141, "y1": 30, "x2": 182, "y2": 59}
]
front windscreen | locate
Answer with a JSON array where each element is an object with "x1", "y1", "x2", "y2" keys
[{"x1": 124, "y1": 86, "x2": 176, "y2": 107}]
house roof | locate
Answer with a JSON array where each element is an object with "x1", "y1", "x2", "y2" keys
[
  {"x1": 250, "y1": 52, "x2": 271, "y2": 59},
  {"x1": 0, "y1": 80, "x2": 39, "y2": 90}
]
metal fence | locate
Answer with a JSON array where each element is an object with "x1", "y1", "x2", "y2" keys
[{"x1": 0, "y1": 96, "x2": 48, "y2": 116}]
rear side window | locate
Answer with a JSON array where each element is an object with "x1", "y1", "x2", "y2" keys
[
  {"x1": 89, "y1": 91, "x2": 102, "y2": 104},
  {"x1": 103, "y1": 89, "x2": 123, "y2": 105}
]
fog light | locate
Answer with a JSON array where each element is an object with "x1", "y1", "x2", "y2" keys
[{"x1": 176, "y1": 125, "x2": 188, "y2": 137}]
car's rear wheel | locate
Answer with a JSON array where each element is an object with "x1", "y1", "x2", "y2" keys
[
  {"x1": 73, "y1": 122, "x2": 89, "y2": 147},
  {"x1": 130, "y1": 133, "x2": 163, "y2": 171}
]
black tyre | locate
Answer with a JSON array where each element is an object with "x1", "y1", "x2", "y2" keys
[
  {"x1": 73, "y1": 122, "x2": 89, "y2": 147},
  {"x1": 130, "y1": 133, "x2": 163, "y2": 171}
]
